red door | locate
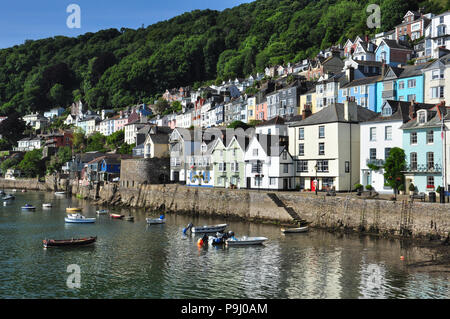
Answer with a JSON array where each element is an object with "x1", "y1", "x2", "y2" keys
[{"x1": 311, "y1": 179, "x2": 316, "y2": 192}]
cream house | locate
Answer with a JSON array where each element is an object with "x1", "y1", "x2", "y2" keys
[
  {"x1": 144, "y1": 133, "x2": 170, "y2": 159},
  {"x1": 288, "y1": 99, "x2": 377, "y2": 192},
  {"x1": 423, "y1": 53, "x2": 450, "y2": 105}
]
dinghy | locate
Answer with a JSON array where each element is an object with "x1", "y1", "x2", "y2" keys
[
  {"x1": 110, "y1": 213, "x2": 124, "y2": 219},
  {"x1": 65, "y1": 213, "x2": 96, "y2": 224},
  {"x1": 146, "y1": 214, "x2": 166, "y2": 225},
  {"x1": 43, "y1": 236, "x2": 97, "y2": 248},
  {"x1": 42, "y1": 203, "x2": 52, "y2": 208},
  {"x1": 281, "y1": 226, "x2": 309, "y2": 234},
  {"x1": 96, "y1": 209, "x2": 109, "y2": 215},
  {"x1": 55, "y1": 191, "x2": 66, "y2": 195},
  {"x1": 3, "y1": 194, "x2": 15, "y2": 201},
  {"x1": 192, "y1": 224, "x2": 227, "y2": 234},
  {"x1": 21, "y1": 204, "x2": 36, "y2": 210},
  {"x1": 225, "y1": 236, "x2": 268, "y2": 246}
]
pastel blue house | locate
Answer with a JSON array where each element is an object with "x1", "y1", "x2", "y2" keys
[
  {"x1": 375, "y1": 39, "x2": 413, "y2": 67},
  {"x1": 400, "y1": 106, "x2": 445, "y2": 194},
  {"x1": 375, "y1": 64, "x2": 426, "y2": 112},
  {"x1": 338, "y1": 76, "x2": 379, "y2": 112}
]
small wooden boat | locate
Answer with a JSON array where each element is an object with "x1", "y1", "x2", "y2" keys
[
  {"x1": 66, "y1": 207, "x2": 82, "y2": 213},
  {"x1": 192, "y1": 224, "x2": 227, "y2": 234},
  {"x1": 226, "y1": 236, "x2": 268, "y2": 246},
  {"x1": 124, "y1": 215, "x2": 134, "y2": 221},
  {"x1": 21, "y1": 204, "x2": 36, "y2": 210},
  {"x1": 42, "y1": 203, "x2": 52, "y2": 208},
  {"x1": 110, "y1": 213, "x2": 124, "y2": 219},
  {"x1": 65, "y1": 213, "x2": 96, "y2": 223},
  {"x1": 96, "y1": 209, "x2": 109, "y2": 215},
  {"x1": 146, "y1": 217, "x2": 165, "y2": 224},
  {"x1": 43, "y1": 236, "x2": 97, "y2": 248},
  {"x1": 281, "y1": 226, "x2": 309, "y2": 234},
  {"x1": 3, "y1": 195, "x2": 15, "y2": 201}
]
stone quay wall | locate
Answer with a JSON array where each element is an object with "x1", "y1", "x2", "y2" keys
[{"x1": 80, "y1": 183, "x2": 449, "y2": 240}]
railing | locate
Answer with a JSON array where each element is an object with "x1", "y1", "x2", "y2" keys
[
  {"x1": 403, "y1": 164, "x2": 442, "y2": 173},
  {"x1": 366, "y1": 159, "x2": 385, "y2": 166}
]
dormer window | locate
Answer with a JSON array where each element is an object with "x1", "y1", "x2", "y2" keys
[
  {"x1": 418, "y1": 111, "x2": 427, "y2": 124},
  {"x1": 381, "y1": 104, "x2": 392, "y2": 117}
]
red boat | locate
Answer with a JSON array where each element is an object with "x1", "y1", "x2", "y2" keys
[
  {"x1": 43, "y1": 236, "x2": 97, "y2": 248},
  {"x1": 110, "y1": 213, "x2": 124, "y2": 219}
]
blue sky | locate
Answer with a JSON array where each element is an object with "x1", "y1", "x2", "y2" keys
[{"x1": 0, "y1": 0, "x2": 252, "y2": 48}]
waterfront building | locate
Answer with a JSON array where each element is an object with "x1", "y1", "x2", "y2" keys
[
  {"x1": 186, "y1": 140, "x2": 215, "y2": 188},
  {"x1": 288, "y1": 99, "x2": 377, "y2": 192},
  {"x1": 422, "y1": 53, "x2": 450, "y2": 104}
]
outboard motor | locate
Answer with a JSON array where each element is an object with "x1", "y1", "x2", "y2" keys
[
  {"x1": 182, "y1": 223, "x2": 193, "y2": 235},
  {"x1": 159, "y1": 214, "x2": 165, "y2": 220}
]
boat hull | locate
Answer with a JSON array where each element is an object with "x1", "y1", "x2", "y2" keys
[
  {"x1": 43, "y1": 237, "x2": 97, "y2": 248},
  {"x1": 192, "y1": 224, "x2": 227, "y2": 233},
  {"x1": 64, "y1": 218, "x2": 96, "y2": 223},
  {"x1": 146, "y1": 218, "x2": 165, "y2": 224},
  {"x1": 281, "y1": 226, "x2": 309, "y2": 234},
  {"x1": 21, "y1": 207, "x2": 36, "y2": 210},
  {"x1": 226, "y1": 237, "x2": 268, "y2": 246},
  {"x1": 110, "y1": 214, "x2": 124, "y2": 219}
]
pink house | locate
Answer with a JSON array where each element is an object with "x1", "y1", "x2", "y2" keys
[
  {"x1": 256, "y1": 100, "x2": 268, "y2": 121},
  {"x1": 114, "y1": 111, "x2": 129, "y2": 132}
]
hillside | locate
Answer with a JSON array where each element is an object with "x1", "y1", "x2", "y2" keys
[{"x1": 0, "y1": 0, "x2": 448, "y2": 115}]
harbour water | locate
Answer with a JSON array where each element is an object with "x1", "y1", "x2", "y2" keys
[{"x1": 0, "y1": 191, "x2": 448, "y2": 299}]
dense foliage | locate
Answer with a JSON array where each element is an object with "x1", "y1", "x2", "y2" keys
[
  {"x1": 383, "y1": 147, "x2": 407, "y2": 198},
  {"x1": 0, "y1": 0, "x2": 447, "y2": 116}
]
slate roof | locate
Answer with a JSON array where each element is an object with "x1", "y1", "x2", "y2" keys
[
  {"x1": 340, "y1": 75, "x2": 381, "y2": 88},
  {"x1": 365, "y1": 100, "x2": 436, "y2": 124},
  {"x1": 256, "y1": 116, "x2": 285, "y2": 127},
  {"x1": 400, "y1": 104, "x2": 449, "y2": 130}
]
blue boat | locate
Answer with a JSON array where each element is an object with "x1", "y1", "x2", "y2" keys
[
  {"x1": 65, "y1": 213, "x2": 96, "y2": 224},
  {"x1": 21, "y1": 204, "x2": 36, "y2": 210}
]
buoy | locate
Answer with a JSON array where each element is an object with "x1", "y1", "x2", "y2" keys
[
  {"x1": 400, "y1": 256, "x2": 405, "y2": 261},
  {"x1": 197, "y1": 238, "x2": 204, "y2": 247}
]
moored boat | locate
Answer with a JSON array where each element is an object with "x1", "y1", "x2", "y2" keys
[
  {"x1": 110, "y1": 213, "x2": 124, "y2": 219},
  {"x1": 42, "y1": 203, "x2": 52, "y2": 208},
  {"x1": 124, "y1": 215, "x2": 134, "y2": 221},
  {"x1": 21, "y1": 204, "x2": 36, "y2": 210},
  {"x1": 55, "y1": 191, "x2": 66, "y2": 195},
  {"x1": 225, "y1": 236, "x2": 268, "y2": 246},
  {"x1": 65, "y1": 213, "x2": 96, "y2": 223},
  {"x1": 146, "y1": 214, "x2": 166, "y2": 224},
  {"x1": 66, "y1": 207, "x2": 82, "y2": 213},
  {"x1": 96, "y1": 209, "x2": 109, "y2": 215},
  {"x1": 192, "y1": 224, "x2": 227, "y2": 234},
  {"x1": 3, "y1": 194, "x2": 15, "y2": 200},
  {"x1": 43, "y1": 236, "x2": 97, "y2": 248},
  {"x1": 281, "y1": 226, "x2": 309, "y2": 234}
]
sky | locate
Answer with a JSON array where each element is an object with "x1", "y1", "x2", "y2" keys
[{"x1": 0, "y1": 0, "x2": 253, "y2": 49}]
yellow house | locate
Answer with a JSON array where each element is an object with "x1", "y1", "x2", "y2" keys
[
  {"x1": 247, "y1": 96, "x2": 257, "y2": 121},
  {"x1": 299, "y1": 87, "x2": 318, "y2": 115}
]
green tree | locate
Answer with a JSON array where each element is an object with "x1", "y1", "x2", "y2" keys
[
  {"x1": 106, "y1": 129, "x2": 125, "y2": 149},
  {"x1": 18, "y1": 149, "x2": 45, "y2": 178},
  {"x1": 383, "y1": 147, "x2": 406, "y2": 199},
  {"x1": 85, "y1": 132, "x2": 108, "y2": 152},
  {"x1": 72, "y1": 130, "x2": 87, "y2": 153}
]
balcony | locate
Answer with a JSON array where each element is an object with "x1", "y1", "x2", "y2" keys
[
  {"x1": 382, "y1": 90, "x2": 396, "y2": 99},
  {"x1": 366, "y1": 159, "x2": 385, "y2": 166},
  {"x1": 403, "y1": 163, "x2": 442, "y2": 173}
]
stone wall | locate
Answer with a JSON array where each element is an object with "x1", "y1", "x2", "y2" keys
[
  {"x1": 120, "y1": 158, "x2": 170, "y2": 189},
  {"x1": 82, "y1": 183, "x2": 450, "y2": 240},
  {"x1": 0, "y1": 178, "x2": 50, "y2": 191}
]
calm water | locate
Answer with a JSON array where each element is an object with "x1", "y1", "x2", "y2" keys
[{"x1": 0, "y1": 191, "x2": 448, "y2": 299}]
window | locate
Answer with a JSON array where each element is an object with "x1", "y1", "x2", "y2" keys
[
  {"x1": 427, "y1": 176, "x2": 435, "y2": 189},
  {"x1": 370, "y1": 148, "x2": 377, "y2": 160},
  {"x1": 252, "y1": 162, "x2": 262, "y2": 173},
  {"x1": 297, "y1": 161, "x2": 308, "y2": 172},
  {"x1": 268, "y1": 129, "x2": 272, "y2": 135},
  {"x1": 255, "y1": 177, "x2": 262, "y2": 187},
  {"x1": 382, "y1": 105, "x2": 392, "y2": 117},
  {"x1": 385, "y1": 148, "x2": 391, "y2": 160},
  {"x1": 317, "y1": 160, "x2": 329, "y2": 172},
  {"x1": 418, "y1": 112, "x2": 426, "y2": 124},
  {"x1": 407, "y1": 79, "x2": 416, "y2": 88},
  {"x1": 399, "y1": 81, "x2": 405, "y2": 89},
  {"x1": 385, "y1": 126, "x2": 392, "y2": 140},
  {"x1": 427, "y1": 131, "x2": 434, "y2": 144},
  {"x1": 318, "y1": 143, "x2": 325, "y2": 155},
  {"x1": 253, "y1": 149, "x2": 258, "y2": 156},
  {"x1": 410, "y1": 152, "x2": 417, "y2": 170},
  {"x1": 361, "y1": 85, "x2": 366, "y2": 94},
  {"x1": 269, "y1": 177, "x2": 277, "y2": 185},
  {"x1": 408, "y1": 94, "x2": 416, "y2": 102},
  {"x1": 432, "y1": 69, "x2": 444, "y2": 80},
  {"x1": 427, "y1": 152, "x2": 434, "y2": 169},
  {"x1": 298, "y1": 144, "x2": 304, "y2": 156},
  {"x1": 410, "y1": 132, "x2": 418, "y2": 144},
  {"x1": 431, "y1": 87, "x2": 445, "y2": 99},
  {"x1": 345, "y1": 161, "x2": 350, "y2": 173},
  {"x1": 283, "y1": 164, "x2": 289, "y2": 174},
  {"x1": 319, "y1": 126, "x2": 325, "y2": 138},
  {"x1": 282, "y1": 151, "x2": 287, "y2": 160},
  {"x1": 370, "y1": 127, "x2": 376, "y2": 141}
]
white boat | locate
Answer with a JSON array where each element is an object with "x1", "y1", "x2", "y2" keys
[
  {"x1": 65, "y1": 213, "x2": 96, "y2": 224},
  {"x1": 192, "y1": 224, "x2": 227, "y2": 234},
  {"x1": 21, "y1": 204, "x2": 36, "y2": 210},
  {"x1": 55, "y1": 191, "x2": 66, "y2": 195},
  {"x1": 42, "y1": 203, "x2": 52, "y2": 208},
  {"x1": 146, "y1": 217, "x2": 166, "y2": 224},
  {"x1": 225, "y1": 236, "x2": 268, "y2": 246},
  {"x1": 281, "y1": 226, "x2": 309, "y2": 234},
  {"x1": 96, "y1": 209, "x2": 109, "y2": 215}
]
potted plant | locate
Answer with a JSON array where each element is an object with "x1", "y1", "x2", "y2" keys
[
  {"x1": 409, "y1": 183, "x2": 415, "y2": 195},
  {"x1": 365, "y1": 184, "x2": 373, "y2": 195},
  {"x1": 354, "y1": 183, "x2": 363, "y2": 195},
  {"x1": 398, "y1": 184, "x2": 405, "y2": 195}
]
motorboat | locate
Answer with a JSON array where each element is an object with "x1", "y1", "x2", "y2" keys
[
  {"x1": 55, "y1": 191, "x2": 66, "y2": 195},
  {"x1": 43, "y1": 236, "x2": 97, "y2": 248},
  {"x1": 225, "y1": 236, "x2": 268, "y2": 246},
  {"x1": 65, "y1": 213, "x2": 96, "y2": 224},
  {"x1": 146, "y1": 214, "x2": 166, "y2": 225},
  {"x1": 96, "y1": 209, "x2": 109, "y2": 215},
  {"x1": 21, "y1": 204, "x2": 36, "y2": 210},
  {"x1": 21, "y1": 189, "x2": 27, "y2": 193},
  {"x1": 111, "y1": 214, "x2": 124, "y2": 219},
  {"x1": 189, "y1": 223, "x2": 227, "y2": 234},
  {"x1": 281, "y1": 226, "x2": 309, "y2": 234},
  {"x1": 66, "y1": 207, "x2": 82, "y2": 213},
  {"x1": 42, "y1": 203, "x2": 52, "y2": 208},
  {"x1": 3, "y1": 194, "x2": 15, "y2": 201},
  {"x1": 208, "y1": 231, "x2": 234, "y2": 246}
]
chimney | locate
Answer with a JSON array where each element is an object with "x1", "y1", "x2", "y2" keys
[
  {"x1": 344, "y1": 97, "x2": 357, "y2": 122},
  {"x1": 302, "y1": 105, "x2": 312, "y2": 120},
  {"x1": 381, "y1": 63, "x2": 386, "y2": 77},
  {"x1": 409, "y1": 100, "x2": 416, "y2": 120},
  {"x1": 346, "y1": 67, "x2": 355, "y2": 83}
]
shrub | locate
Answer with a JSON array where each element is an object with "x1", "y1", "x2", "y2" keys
[
  {"x1": 398, "y1": 184, "x2": 405, "y2": 191},
  {"x1": 365, "y1": 185, "x2": 373, "y2": 190},
  {"x1": 409, "y1": 183, "x2": 415, "y2": 192},
  {"x1": 354, "y1": 183, "x2": 363, "y2": 191}
]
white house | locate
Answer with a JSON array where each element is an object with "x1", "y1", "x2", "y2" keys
[
  {"x1": 15, "y1": 137, "x2": 44, "y2": 152},
  {"x1": 22, "y1": 113, "x2": 49, "y2": 130},
  {"x1": 244, "y1": 134, "x2": 295, "y2": 190},
  {"x1": 44, "y1": 107, "x2": 65, "y2": 119},
  {"x1": 255, "y1": 116, "x2": 289, "y2": 137}
]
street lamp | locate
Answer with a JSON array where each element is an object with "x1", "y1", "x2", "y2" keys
[{"x1": 314, "y1": 163, "x2": 318, "y2": 196}]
